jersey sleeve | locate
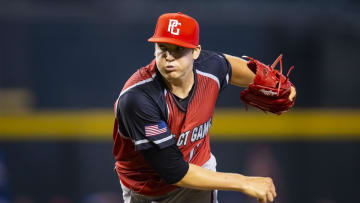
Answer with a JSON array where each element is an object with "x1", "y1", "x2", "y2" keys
[
  {"x1": 195, "y1": 50, "x2": 232, "y2": 92},
  {"x1": 217, "y1": 52, "x2": 233, "y2": 91},
  {"x1": 139, "y1": 144, "x2": 189, "y2": 184},
  {"x1": 117, "y1": 91, "x2": 175, "y2": 150}
]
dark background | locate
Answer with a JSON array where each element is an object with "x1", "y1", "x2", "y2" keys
[
  {"x1": 1, "y1": 141, "x2": 359, "y2": 203},
  {"x1": 1, "y1": 0, "x2": 360, "y2": 203}
]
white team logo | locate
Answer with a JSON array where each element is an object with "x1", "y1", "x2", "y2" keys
[
  {"x1": 168, "y1": 19, "x2": 181, "y2": 35},
  {"x1": 259, "y1": 89, "x2": 277, "y2": 96}
]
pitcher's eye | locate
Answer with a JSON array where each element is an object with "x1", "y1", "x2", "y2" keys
[
  {"x1": 176, "y1": 46, "x2": 184, "y2": 52},
  {"x1": 158, "y1": 45, "x2": 167, "y2": 51}
]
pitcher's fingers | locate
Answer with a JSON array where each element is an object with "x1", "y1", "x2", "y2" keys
[
  {"x1": 267, "y1": 192, "x2": 274, "y2": 202},
  {"x1": 258, "y1": 195, "x2": 267, "y2": 203},
  {"x1": 289, "y1": 86, "x2": 296, "y2": 101},
  {"x1": 270, "y1": 183, "x2": 276, "y2": 197}
]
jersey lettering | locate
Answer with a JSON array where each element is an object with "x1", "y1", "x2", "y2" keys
[
  {"x1": 190, "y1": 127, "x2": 198, "y2": 143},
  {"x1": 177, "y1": 130, "x2": 190, "y2": 147},
  {"x1": 197, "y1": 125, "x2": 203, "y2": 140},
  {"x1": 203, "y1": 118, "x2": 211, "y2": 137},
  {"x1": 178, "y1": 118, "x2": 212, "y2": 146}
]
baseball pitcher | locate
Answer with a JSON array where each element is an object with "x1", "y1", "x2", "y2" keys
[{"x1": 112, "y1": 12, "x2": 296, "y2": 203}]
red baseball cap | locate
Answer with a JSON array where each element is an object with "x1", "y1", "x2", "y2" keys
[{"x1": 148, "y1": 12, "x2": 199, "y2": 48}]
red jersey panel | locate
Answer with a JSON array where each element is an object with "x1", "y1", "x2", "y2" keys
[{"x1": 113, "y1": 50, "x2": 232, "y2": 196}]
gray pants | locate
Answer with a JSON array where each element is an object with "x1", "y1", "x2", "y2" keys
[{"x1": 120, "y1": 154, "x2": 218, "y2": 203}]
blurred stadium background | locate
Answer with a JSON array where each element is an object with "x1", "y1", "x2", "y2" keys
[{"x1": 1, "y1": 0, "x2": 360, "y2": 202}]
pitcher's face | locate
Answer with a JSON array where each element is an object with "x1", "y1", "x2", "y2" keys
[{"x1": 155, "y1": 43, "x2": 201, "y2": 81}]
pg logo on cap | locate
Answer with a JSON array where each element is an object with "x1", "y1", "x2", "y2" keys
[
  {"x1": 168, "y1": 19, "x2": 181, "y2": 35},
  {"x1": 148, "y1": 12, "x2": 199, "y2": 48}
]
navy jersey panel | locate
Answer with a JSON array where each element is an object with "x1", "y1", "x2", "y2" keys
[
  {"x1": 117, "y1": 88, "x2": 175, "y2": 150},
  {"x1": 194, "y1": 50, "x2": 232, "y2": 91},
  {"x1": 113, "y1": 51, "x2": 233, "y2": 196}
]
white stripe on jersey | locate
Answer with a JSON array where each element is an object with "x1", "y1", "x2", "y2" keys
[
  {"x1": 153, "y1": 135, "x2": 174, "y2": 144},
  {"x1": 119, "y1": 73, "x2": 156, "y2": 97},
  {"x1": 164, "y1": 89, "x2": 170, "y2": 121},
  {"x1": 195, "y1": 70, "x2": 220, "y2": 89},
  {"x1": 134, "y1": 134, "x2": 174, "y2": 146},
  {"x1": 134, "y1": 139, "x2": 149, "y2": 145}
]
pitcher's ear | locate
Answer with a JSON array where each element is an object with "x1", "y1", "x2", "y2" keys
[{"x1": 193, "y1": 45, "x2": 201, "y2": 60}]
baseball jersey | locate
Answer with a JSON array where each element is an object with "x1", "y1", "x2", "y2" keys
[{"x1": 113, "y1": 50, "x2": 232, "y2": 196}]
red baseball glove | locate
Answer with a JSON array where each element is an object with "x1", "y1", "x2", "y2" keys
[{"x1": 240, "y1": 54, "x2": 296, "y2": 115}]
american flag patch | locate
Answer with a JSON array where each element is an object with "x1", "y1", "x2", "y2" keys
[{"x1": 145, "y1": 121, "x2": 168, "y2": 137}]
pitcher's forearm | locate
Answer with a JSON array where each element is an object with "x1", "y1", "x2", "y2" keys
[
  {"x1": 224, "y1": 54, "x2": 255, "y2": 87},
  {"x1": 174, "y1": 164, "x2": 246, "y2": 192}
]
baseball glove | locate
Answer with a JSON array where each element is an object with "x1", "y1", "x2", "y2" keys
[{"x1": 240, "y1": 54, "x2": 295, "y2": 115}]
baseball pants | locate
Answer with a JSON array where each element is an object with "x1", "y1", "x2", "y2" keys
[{"x1": 120, "y1": 154, "x2": 218, "y2": 203}]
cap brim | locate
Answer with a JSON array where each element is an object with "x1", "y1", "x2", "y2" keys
[{"x1": 148, "y1": 37, "x2": 197, "y2": 48}]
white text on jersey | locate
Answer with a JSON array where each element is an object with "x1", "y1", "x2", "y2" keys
[{"x1": 176, "y1": 118, "x2": 212, "y2": 147}]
